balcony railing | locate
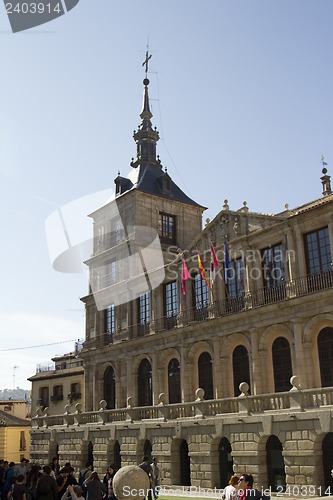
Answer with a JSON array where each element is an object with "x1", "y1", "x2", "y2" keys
[
  {"x1": 32, "y1": 383, "x2": 333, "y2": 429},
  {"x1": 83, "y1": 270, "x2": 333, "y2": 350}
]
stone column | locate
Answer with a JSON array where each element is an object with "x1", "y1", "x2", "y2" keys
[
  {"x1": 213, "y1": 337, "x2": 223, "y2": 399},
  {"x1": 294, "y1": 226, "x2": 307, "y2": 277},
  {"x1": 181, "y1": 346, "x2": 191, "y2": 402},
  {"x1": 84, "y1": 364, "x2": 94, "y2": 411},
  {"x1": 293, "y1": 321, "x2": 309, "y2": 388},
  {"x1": 126, "y1": 358, "x2": 135, "y2": 405},
  {"x1": 250, "y1": 329, "x2": 262, "y2": 395},
  {"x1": 285, "y1": 227, "x2": 297, "y2": 280},
  {"x1": 151, "y1": 352, "x2": 159, "y2": 405},
  {"x1": 328, "y1": 222, "x2": 333, "y2": 266}
]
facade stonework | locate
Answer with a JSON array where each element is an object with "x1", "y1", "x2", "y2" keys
[{"x1": 30, "y1": 72, "x2": 333, "y2": 493}]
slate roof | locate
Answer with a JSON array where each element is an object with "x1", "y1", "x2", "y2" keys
[
  {"x1": 118, "y1": 163, "x2": 205, "y2": 208},
  {"x1": 0, "y1": 410, "x2": 31, "y2": 427}
]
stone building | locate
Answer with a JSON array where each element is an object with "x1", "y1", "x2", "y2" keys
[
  {"x1": 0, "y1": 410, "x2": 31, "y2": 462},
  {"x1": 29, "y1": 341, "x2": 84, "y2": 417},
  {"x1": 30, "y1": 66, "x2": 333, "y2": 494}
]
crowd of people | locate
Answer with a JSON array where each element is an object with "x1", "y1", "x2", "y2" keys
[{"x1": 0, "y1": 458, "x2": 119, "y2": 500}]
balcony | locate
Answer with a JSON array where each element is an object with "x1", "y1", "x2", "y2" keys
[
  {"x1": 50, "y1": 394, "x2": 64, "y2": 402},
  {"x1": 36, "y1": 363, "x2": 55, "y2": 373},
  {"x1": 32, "y1": 382, "x2": 333, "y2": 429},
  {"x1": 83, "y1": 270, "x2": 333, "y2": 350}
]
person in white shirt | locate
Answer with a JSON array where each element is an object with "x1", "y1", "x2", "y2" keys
[{"x1": 222, "y1": 475, "x2": 240, "y2": 500}]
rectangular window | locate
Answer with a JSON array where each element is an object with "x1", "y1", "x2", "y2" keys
[
  {"x1": 165, "y1": 281, "x2": 178, "y2": 317},
  {"x1": 39, "y1": 387, "x2": 49, "y2": 409},
  {"x1": 139, "y1": 292, "x2": 150, "y2": 324},
  {"x1": 69, "y1": 383, "x2": 81, "y2": 401},
  {"x1": 19, "y1": 431, "x2": 26, "y2": 451},
  {"x1": 52, "y1": 385, "x2": 63, "y2": 401},
  {"x1": 71, "y1": 383, "x2": 79, "y2": 393},
  {"x1": 158, "y1": 213, "x2": 176, "y2": 244},
  {"x1": 105, "y1": 304, "x2": 115, "y2": 334},
  {"x1": 304, "y1": 227, "x2": 331, "y2": 274},
  {"x1": 261, "y1": 243, "x2": 285, "y2": 287},
  {"x1": 227, "y1": 258, "x2": 245, "y2": 298},
  {"x1": 194, "y1": 274, "x2": 209, "y2": 309},
  {"x1": 102, "y1": 259, "x2": 117, "y2": 287},
  {"x1": 110, "y1": 216, "x2": 123, "y2": 247}
]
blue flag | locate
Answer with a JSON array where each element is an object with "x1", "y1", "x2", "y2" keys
[{"x1": 224, "y1": 242, "x2": 230, "y2": 284}]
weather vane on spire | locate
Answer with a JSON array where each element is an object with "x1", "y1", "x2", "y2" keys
[
  {"x1": 321, "y1": 154, "x2": 328, "y2": 168},
  {"x1": 142, "y1": 49, "x2": 152, "y2": 76}
]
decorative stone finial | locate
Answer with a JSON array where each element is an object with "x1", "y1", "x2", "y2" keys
[
  {"x1": 239, "y1": 382, "x2": 249, "y2": 395},
  {"x1": 99, "y1": 400, "x2": 107, "y2": 410},
  {"x1": 195, "y1": 388, "x2": 205, "y2": 401},
  {"x1": 223, "y1": 199, "x2": 229, "y2": 210}
]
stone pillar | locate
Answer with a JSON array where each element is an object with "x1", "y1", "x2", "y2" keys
[
  {"x1": 127, "y1": 358, "x2": 135, "y2": 405},
  {"x1": 284, "y1": 425, "x2": 317, "y2": 488},
  {"x1": 250, "y1": 329, "x2": 262, "y2": 395},
  {"x1": 181, "y1": 346, "x2": 191, "y2": 402},
  {"x1": 293, "y1": 321, "x2": 309, "y2": 388},
  {"x1": 285, "y1": 227, "x2": 297, "y2": 280},
  {"x1": 84, "y1": 364, "x2": 94, "y2": 411},
  {"x1": 213, "y1": 337, "x2": 223, "y2": 399},
  {"x1": 114, "y1": 359, "x2": 122, "y2": 408},
  {"x1": 294, "y1": 226, "x2": 307, "y2": 277},
  {"x1": 151, "y1": 352, "x2": 159, "y2": 405},
  {"x1": 328, "y1": 222, "x2": 333, "y2": 266}
]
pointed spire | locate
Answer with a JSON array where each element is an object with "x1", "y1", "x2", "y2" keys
[{"x1": 131, "y1": 52, "x2": 160, "y2": 168}]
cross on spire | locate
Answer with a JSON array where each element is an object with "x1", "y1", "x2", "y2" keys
[{"x1": 142, "y1": 49, "x2": 152, "y2": 76}]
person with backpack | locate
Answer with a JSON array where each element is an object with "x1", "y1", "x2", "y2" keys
[
  {"x1": 36, "y1": 466, "x2": 57, "y2": 500},
  {"x1": 78, "y1": 465, "x2": 92, "y2": 489},
  {"x1": 82, "y1": 473, "x2": 105, "y2": 500},
  {"x1": 11, "y1": 474, "x2": 27, "y2": 500}
]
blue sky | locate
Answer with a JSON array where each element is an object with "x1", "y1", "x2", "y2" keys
[{"x1": 0, "y1": 0, "x2": 332, "y2": 390}]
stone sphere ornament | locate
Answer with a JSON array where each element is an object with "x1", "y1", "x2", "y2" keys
[{"x1": 113, "y1": 465, "x2": 150, "y2": 500}]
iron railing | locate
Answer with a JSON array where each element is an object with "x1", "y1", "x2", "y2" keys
[{"x1": 83, "y1": 270, "x2": 333, "y2": 349}]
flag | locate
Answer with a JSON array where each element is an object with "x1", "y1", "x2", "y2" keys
[
  {"x1": 224, "y1": 242, "x2": 230, "y2": 284},
  {"x1": 198, "y1": 253, "x2": 210, "y2": 287},
  {"x1": 181, "y1": 257, "x2": 190, "y2": 295},
  {"x1": 210, "y1": 243, "x2": 219, "y2": 285}
]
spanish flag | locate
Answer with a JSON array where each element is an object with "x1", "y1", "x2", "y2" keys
[{"x1": 198, "y1": 253, "x2": 210, "y2": 287}]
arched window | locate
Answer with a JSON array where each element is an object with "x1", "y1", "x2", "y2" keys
[
  {"x1": 266, "y1": 435, "x2": 286, "y2": 492},
  {"x1": 168, "y1": 358, "x2": 181, "y2": 404},
  {"x1": 233, "y1": 345, "x2": 250, "y2": 396},
  {"x1": 198, "y1": 352, "x2": 213, "y2": 400},
  {"x1": 219, "y1": 438, "x2": 233, "y2": 488},
  {"x1": 87, "y1": 441, "x2": 94, "y2": 468},
  {"x1": 272, "y1": 337, "x2": 292, "y2": 392},
  {"x1": 322, "y1": 433, "x2": 333, "y2": 490},
  {"x1": 114, "y1": 441, "x2": 121, "y2": 472},
  {"x1": 104, "y1": 366, "x2": 116, "y2": 409},
  {"x1": 180, "y1": 440, "x2": 191, "y2": 486},
  {"x1": 144, "y1": 439, "x2": 152, "y2": 464},
  {"x1": 138, "y1": 359, "x2": 152, "y2": 406},
  {"x1": 318, "y1": 328, "x2": 333, "y2": 387}
]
